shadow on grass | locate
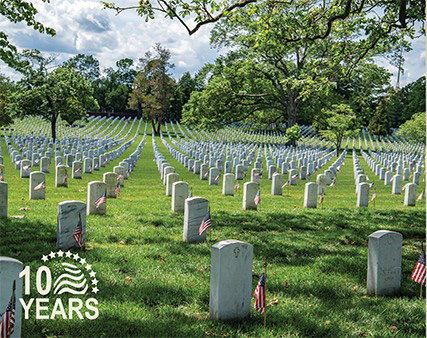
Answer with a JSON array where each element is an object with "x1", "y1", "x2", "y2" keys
[
  {"x1": 2, "y1": 207, "x2": 425, "y2": 337},
  {"x1": 0, "y1": 217, "x2": 56, "y2": 261}
]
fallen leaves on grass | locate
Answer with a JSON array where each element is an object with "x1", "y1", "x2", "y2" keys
[
  {"x1": 389, "y1": 326, "x2": 398, "y2": 333},
  {"x1": 267, "y1": 297, "x2": 279, "y2": 306},
  {"x1": 10, "y1": 215, "x2": 25, "y2": 219},
  {"x1": 352, "y1": 285, "x2": 359, "y2": 291},
  {"x1": 124, "y1": 276, "x2": 133, "y2": 282},
  {"x1": 285, "y1": 280, "x2": 289, "y2": 289},
  {"x1": 19, "y1": 207, "x2": 30, "y2": 211},
  {"x1": 119, "y1": 240, "x2": 126, "y2": 245},
  {"x1": 155, "y1": 254, "x2": 166, "y2": 263}
]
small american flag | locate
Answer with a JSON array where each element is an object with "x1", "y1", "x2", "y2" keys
[
  {"x1": 34, "y1": 181, "x2": 45, "y2": 191},
  {"x1": 22, "y1": 165, "x2": 30, "y2": 171},
  {"x1": 95, "y1": 164, "x2": 99, "y2": 169},
  {"x1": 204, "y1": 170, "x2": 209, "y2": 178},
  {"x1": 74, "y1": 167, "x2": 81, "y2": 173},
  {"x1": 254, "y1": 273, "x2": 266, "y2": 314},
  {"x1": 402, "y1": 184, "x2": 407, "y2": 191},
  {"x1": 254, "y1": 190, "x2": 261, "y2": 205},
  {"x1": 0, "y1": 282, "x2": 15, "y2": 338},
  {"x1": 126, "y1": 170, "x2": 129, "y2": 177},
  {"x1": 115, "y1": 182, "x2": 120, "y2": 196},
  {"x1": 189, "y1": 189, "x2": 192, "y2": 197},
  {"x1": 254, "y1": 172, "x2": 261, "y2": 179},
  {"x1": 369, "y1": 181, "x2": 375, "y2": 188},
  {"x1": 117, "y1": 174, "x2": 124, "y2": 181},
  {"x1": 215, "y1": 175, "x2": 220, "y2": 181},
  {"x1": 95, "y1": 192, "x2": 107, "y2": 208},
  {"x1": 0, "y1": 175, "x2": 3, "y2": 182},
  {"x1": 73, "y1": 213, "x2": 84, "y2": 249},
  {"x1": 319, "y1": 194, "x2": 324, "y2": 204},
  {"x1": 291, "y1": 174, "x2": 298, "y2": 180},
  {"x1": 234, "y1": 182, "x2": 240, "y2": 190},
  {"x1": 411, "y1": 249, "x2": 426, "y2": 285},
  {"x1": 371, "y1": 189, "x2": 377, "y2": 201},
  {"x1": 63, "y1": 175, "x2": 68, "y2": 185},
  {"x1": 198, "y1": 211, "x2": 212, "y2": 235},
  {"x1": 417, "y1": 191, "x2": 424, "y2": 201},
  {"x1": 329, "y1": 181, "x2": 335, "y2": 187}
]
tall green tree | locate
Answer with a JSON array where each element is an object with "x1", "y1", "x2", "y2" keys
[
  {"x1": 63, "y1": 54, "x2": 100, "y2": 83},
  {"x1": 0, "y1": 73, "x2": 15, "y2": 126},
  {"x1": 396, "y1": 112, "x2": 426, "y2": 143},
  {"x1": 129, "y1": 44, "x2": 176, "y2": 135},
  {"x1": 93, "y1": 58, "x2": 137, "y2": 114},
  {"x1": 8, "y1": 50, "x2": 98, "y2": 140},
  {"x1": 182, "y1": 1, "x2": 395, "y2": 129},
  {"x1": 313, "y1": 104, "x2": 358, "y2": 155},
  {"x1": 165, "y1": 72, "x2": 197, "y2": 122}
]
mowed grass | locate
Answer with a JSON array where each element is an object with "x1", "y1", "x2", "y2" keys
[{"x1": 0, "y1": 121, "x2": 425, "y2": 337}]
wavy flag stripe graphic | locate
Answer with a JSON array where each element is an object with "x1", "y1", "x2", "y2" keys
[{"x1": 53, "y1": 263, "x2": 88, "y2": 295}]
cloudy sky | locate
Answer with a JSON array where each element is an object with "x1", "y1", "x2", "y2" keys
[{"x1": 0, "y1": 0, "x2": 425, "y2": 86}]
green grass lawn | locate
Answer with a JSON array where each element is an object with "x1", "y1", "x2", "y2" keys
[{"x1": 0, "y1": 121, "x2": 425, "y2": 337}]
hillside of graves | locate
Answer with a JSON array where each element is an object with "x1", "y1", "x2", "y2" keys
[{"x1": 0, "y1": 116, "x2": 425, "y2": 337}]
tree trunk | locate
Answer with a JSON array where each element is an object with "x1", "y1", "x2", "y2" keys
[
  {"x1": 151, "y1": 119, "x2": 158, "y2": 136},
  {"x1": 137, "y1": 101, "x2": 143, "y2": 119},
  {"x1": 156, "y1": 115, "x2": 163, "y2": 136},
  {"x1": 286, "y1": 98, "x2": 298, "y2": 127},
  {"x1": 51, "y1": 115, "x2": 57, "y2": 141}
]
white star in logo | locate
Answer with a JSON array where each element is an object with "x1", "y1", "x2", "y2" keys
[
  {"x1": 65, "y1": 251, "x2": 72, "y2": 258},
  {"x1": 85, "y1": 264, "x2": 92, "y2": 271},
  {"x1": 41, "y1": 255, "x2": 49, "y2": 262},
  {"x1": 92, "y1": 287, "x2": 99, "y2": 294},
  {"x1": 49, "y1": 251, "x2": 56, "y2": 259},
  {"x1": 80, "y1": 258, "x2": 86, "y2": 265},
  {"x1": 57, "y1": 250, "x2": 64, "y2": 257},
  {"x1": 89, "y1": 271, "x2": 96, "y2": 278},
  {"x1": 73, "y1": 254, "x2": 80, "y2": 260},
  {"x1": 91, "y1": 278, "x2": 98, "y2": 285}
]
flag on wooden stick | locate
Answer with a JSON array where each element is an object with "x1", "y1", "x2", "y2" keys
[
  {"x1": 198, "y1": 211, "x2": 212, "y2": 235},
  {"x1": 254, "y1": 190, "x2": 261, "y2": 205},
  {"x1": 73, "y1": 213, "x2": 84, "y2": 249},
  {"x1": 254, "y1": 273, "x2": 266, "y2": 314},
  {"x1": 411, "y1": 249, "x2": 426, "y2": 285},
  {"x1": 95, "y1": 192, "x2": 106, "y2": 208},
  {"x1": 0, "y1": 281, "x2": 15, "y2": 338},
  {"x1": 115, "y1": 182, "x2": 120, "y2": 197}
]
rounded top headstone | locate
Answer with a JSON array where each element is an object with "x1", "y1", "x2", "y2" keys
[{"x1": 368, "y1": 230, "x2": 403, "y2": 240}]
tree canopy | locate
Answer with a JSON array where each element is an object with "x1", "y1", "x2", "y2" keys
[
  {"x1": 102, "y1": 0, "x2": 425, "y2": 39},
  {"x1": 129, "y1": 44, "x2": 176, "y2": 135},
  {"x1": 396, "y1": 111, "x2": 426, "y2": 143},
  {"x1": 182, "y1": 1, "x2": 396, "y2": 129},
  {"x1": 0, "y1": 1, "x2": 55, "y2": 69},
  {"x1": 313, "y1": 103, "x2": 358, "y2": 155},
  {"x1": 8, "y1": 50, "x2": 98, "y2": 140}
]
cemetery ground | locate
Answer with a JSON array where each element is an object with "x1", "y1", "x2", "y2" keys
[{"x1": 0, "y1": 122, "x2": 425, "y2": 337}]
